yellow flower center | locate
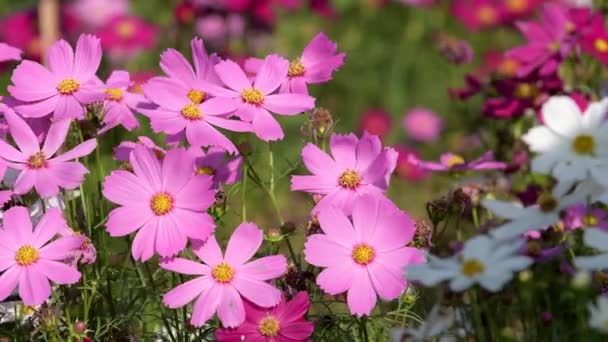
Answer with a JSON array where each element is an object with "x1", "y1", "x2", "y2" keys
[
  {"x1": 537, "y1": 193, "x2": 557, "y2": 213},
  {"x1": 446, "y1": 155, "x2": 466, "y2": 168},
  {"x1": 28, "y1": 151, "x2": 47, "y2": 169},
  {"x1": 565, "y1": 21, "x2": 575, "y2": 33},
  {"x1": 338, "y1": 169, "x2": 361, "y2": 189},
  {"x1": 105, "y1": 88, "x2": 123, "y2": 101},
  {"x1": 258, "y1": 315, "x2": 281, "y2": 337},
  {"x1": 514, "y1": 83, "x2": 540, "y2": 99},
  {"x1": 57, "y1": 78, "x2": 80, "y2": 95},
  {"x1": 196, "y1": 167, "x2": 215, "y2": 175},
  {"x1": 150, "y1": 193, "x2": 173, "y2": 216},
  {"x1": 288, "y1": 58, "x2": 306, "y2": 77},
  {"x1": 477, "y1": 6, "x2": 497, "y2": 25},
  {"x1": 461, "y1": 258, "x2": 485, "y2": 277},
  {"x1": 116, "y1": 21, "x2": 135, "y2": 38},
  {"x1": 572, "y1": 134, "x2": 595, "y2": 155},
  {"x1": 181, "y1": 104, "x2": 202, "y2": 120},
  {"x1": 241, "y1": 88, "x2": 264, "y2": 105},
  {"x1": 549, "y1": 41, "x2": 560, "y2": 52},
  {"x1": 506, "y1": 0, "x2": 526, "y2": 12},
  {"x1": 498, "y1": 58, "x2": 520, "y2": 77},
  {"x1": 584, "y1": 214, "x2": 599, "y2": 226},
  {"x1": 212, "y1": 262, "x2": 234, "y2": 283},
  {"x1": 595, "y1": 39, "x2": 608, "y2": 53},
  {"x1": 352, "y1": 244, "x2": 375, "y2": 265},
  {"x1": 187, "y1": 89, "x2": 206, "y2": 104},
  {"x1": 15, "y1": 245, "x2": 39, "y2": 266}
]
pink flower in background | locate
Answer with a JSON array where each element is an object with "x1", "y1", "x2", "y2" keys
[
  {"x1": 161, "y1": 223, "x2": 287, "y2": 327},
  {"x1": 103, "y1": 146, "x2": 216, "y2": 261},
  {"x1": 196, "y1": 15, "x2": 227, "y2": 42},
  {"x1": 216, "y1": 292, "x2": 314, "y2": 341},
  {"x1": 0, "y1": 43, "x2": 21, "y2": 62},
  {"x1": 0, "y1": 106, "x2": 96, "y2": 197},
  {"x1": 175, "y1": 1, "x2": 196, "y2": 25},
  {"x1": 393, "y1": 146, "x2": 427, "y2": 181},
  {"x1": 245, "y1": 33, "x2": 345, "y2": 94},
  {"x1": 403, "y1": 108, "x2": 442, "y2": 143},
  {"x1": 359, "y1": 108, "x2": 391, "y2": 139},
  {"x1": 409, "y1": 151, "x2": 507, "y2": 172},
  {"x1": 506, "y1": 3, "x2": 574, "y2": 77},
  {"x1": 0, "y1": 206, "x2": 83, "y2": 306},
  {"x1": 98, "y1": 70, "x2": 146, "y2": 134},
  {"x1": 70, "y1": 0, "x2": 129, "y2": 28},
  {"x1": 129, "y1": 70, "x2": 156, "y2": 94},
  {"x1": 0, "y1": 11, "x2": 41, "y2": 61},
  {"x1": 563, "y1": 204, "x2": 608, "y2": 231},
  {"x1": 304, "y1": 195, "x2": 424, "y2": 316},
  {"x1": 500, "y1": 0, "x2": 543, "y2": 23},
  {"x1": 0, "y1": 161, "x2": 12, "y2": 205},
  {"x1": 159, "y1": 37, "x2": 222, "y2": 91},
  {"x1": 113, "y1": 136, "x2": 166, "y2": 162},
  {"x1": 9, "y1": 34, "x2": 104, "y2": 120},
  {"x1": 291, "y1": 132, "x2": 398, "y2": 215},
  {"x1": 191, "y1": 147, "x2": 243, "y2": 188},
  {"x1": 451, "y1": 0, "x2": 504, "y2": 31},
  {"x1": 398, "y1": 0, "x2": 437, "y2": 6},
  {"x1": 206, "y1": 55, "x2": 315, "y2": 141},
  {"x1": 580, "y1": 15, "x2": 608, "y2": 65},
  {"x1": 97, "y1": 15, "x2": 157, "y2": 59}
]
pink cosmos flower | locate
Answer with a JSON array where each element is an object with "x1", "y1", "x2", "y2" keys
[
  {"x1": 563, "y1": 204, "x2": 608, "y2": 231},
  {"x1": 191, "y1": 147, "x2": 243, "y2": 189},
  {"x1": 0, "y1": 106, "x2": 96, "y2": 197},
  {"x1": 113, "y1": 136, "x2": 166, "y2": 162},
  {"x1": 358, "y1": 108, "x2": 391, "y2": 139},
  {"x1": 451, "y1": 0, "x2": 504, "y2": 31},
  {"x1": 215, "y1": 292, "x2": 314, "y2": 341},
  {"x1": 161, "y1": 222, "x2": 287, "y2": 327},
  {"x1": 0, "y1": 43, "x2": 22, "y2": 62},
  {"x1": 103, "y1": 146, "x2": 216, "y2": 261},
  {"x1": 0, "y1": 11, "x2": 41, "y2": 61},
  {"x1": 97, "y1": 15, "x2": 158, "y2": 60},
  {"x1": 408, "y1": 151, "x2": 507, "y2": 172},
  {"x1": 98, "y1": 71, "x2": 146, "y2": 134},
  {"x1": 9, "y1": 34, "x2": 104, "y2": 120},
  {"x1": 393, "y1": 146, "x2": 427, "y2": 181},
  {"x1": 205, "y1": 54, "x2": 315, "y2": 141},
  {"x1": 291, "y1": 132, "x2": 398, "y2": 215},
  {"x1": 304, "y1": 195, "x2": 424, "y2": 316},
  {"x1": 0, "y1": 206, "x2": 83, "y2": 306},
  {"x1": 402, "y1": 108, "x2": 442, "y2": 143},
  {"x1": 70, "y1": 0, "x2": 129, "y2": 29},
  {"x1": 245, "y1": 33, "x2": 345, "y2": 94},
  {"x1": 580, "y1": 15, "x2": 608, "y2": 65}
]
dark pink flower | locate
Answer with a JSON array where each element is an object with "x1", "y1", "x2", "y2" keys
[
  {"x1": 97, "y1": 15, "x2": 157, "y2": 60},
  {"x1": 451, "y1": 0, "x2": 504, "y2": 31},
  {"x1": 581, "y1": 14, "x2": 608, "y2": 65},
  {"x1": 393, "y1": 146, "x2": 427, "y2": 181},
  {"x1": 564, "y1": 204, "x2": 608, "y2": 231},
  {"x1": 359, "y1": 108, "x2": 391, "y2": 139}
]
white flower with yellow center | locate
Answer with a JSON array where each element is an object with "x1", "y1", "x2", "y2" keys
[
  {"x1": 588, "y1": 296, "x2": 608, "y2": 334},
  {"x1": 522, "y1": 96, "x2": 608, "y2": 185},
  {"x1": 406, "y1": 235, "x2": 532, "y2": 292},
  {"x1": 574, "y1": 228, "x2": 608, "y2": 270}
]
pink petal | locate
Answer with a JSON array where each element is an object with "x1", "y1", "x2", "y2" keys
[
  {"x1": 0, "y1": 42, "x2": 21, "y2": 61},
  {"x1": 161, "y1": 148, "x2": 194, "y2": 193},
  {"x1": 54, "y1": 95, "x2": 85, "y2": 120},
  {"x1": 205, "y1": 116, "x2": 252, "y2": 133},
  {"x1": 4, "y1": 109, "x2": 40, "y2": 155},
  {"x1": 3, "y1": 206, "x2": 33, "y2": 243},
  {"x1": 13, "y1": 170, "x2": 36, "y2": 195},
  {"x1": 193, "y1": 235, "x2": 223, "y2": 267},
  {"x1": 106, "y1": 205, "x2": 152, "y2": 237},
  {"x1": 301, "y1": 32, "x2": 339, "y2": 66},
  {"x1": 263, "y1": 93, "x2": 315, "y2": 116},
  {"x1": 73, "y1": 34, "x2": 101, "y2": 81},
  {"x1": 174, "y1": 175, "x2": 215, "y2": 211},
  {"x1": 244, "y1": 57, "x2": 263, "y2": 74},
  {"x1": 103, "y1": 170, "x2": 154, "y2": 205},
  {"x1": 0, "y1": 266, "x2": 21, "y2": 302},
  {"x1": 313, "y1": 188, "x2": 359, "y2": 216},
  {"x1": 330, "y1": 134, "x2": 358, "y2": 168},
  {"x1": 39, "y1": 236, "x2": 83, "y2": 260},
  {"x1": 9, "y1": 61, "x2": 56, "y2": 100},
  {"x1": 362, "y1": 149, "x2": 397, "y2": 190},
  {"x1": 19, "y1": 266, "x2": 51, "y2": 305},
  {"x1": 253, "y1": 54, "x2": 288, "y2": 94},
  {"x1": 0, "y1": 139, "x2": 26, "y2": 162},
  {"x1": 185, "y1": 121, "x2": 238, "y2": 153},
  {"x1": 34, "y1": 169, "x2": 61, "y2": 197},
  {"x1": 163, "y1": 276, "x2": 210, "y2": 308},
  {"x1": 316, "y1": 262, "x2": 355, "y2": 295},
  {"x1": 317, "y1": 206, "x2": 356, "y2": 247},
  {"x1": 42, "y1": 118, "x2": 70, "y2": 156},
  {"x1": 53, "y1": 138, "x2": 96, "y2": 162},
  {"x1": 169, "y1": 209, "x2": 215, "y2": 242},
  {"x1": 130, "y1": 145, "x2": 162, "y2": 190},
  {"x1": 37, "y1": 259, "x2": 81, "y2": 284},
  {"x1": 32, "y1": 208, "x2": 64, "y2": 248},
  {"x1": 281, "y1": 321, "x2": 315, "y2": 340},
  {"x1": 46, "y1": 39, "x2": 74, "y2": 78},
  {"x1": 275, "y1": 291, "x2": 310, "y2": 323},
  {"x1": 239, "y1": 255, "x2": 287, "y2": 281},
  {"x1": 225, "y1": 222, "x2": 263, "y2": 265},
  {"x1": 160, "y1": 257, "x2": 210, "y2": 275},
  {"x1": 155, "y1": 216, "x2": 188, "y2": 257},
  {"x1": 217, "y1": 285, "x2": 246, "y2": 328},
  {"x1": 354, "y1": 196, "x2": 414, "y2": 251},
  {"x1": 252, "y1": 108, "x2": 284, "y2": 141},
  {"x1": 304, "y1": 234, "x2": 350, "y2": 268},
  {"x1": 143, "y1": 77, "x2": 190, "y2": 111},
  {"x1": 131, "y1": 220, "x2": 158, "y2": 261},
  {"x1": 73, "y1": 84, "x2": 105, "y2": 104},
  {"x1": 191, "y1": 38, "x2": 213, "y2": 80},
  {"x1": 160, "y1": 48, "x2": 196, "y2": 86},
  {"x1": 199, "y1": 96, "x2": 239, "y2": 115},
  {"x1": 355, "y1": 132, "x2": 382, "y2": 171},
  {"x1": 300, "y1": 143, "x2": 337, "y2": 175},
  {"x1": 367, "y1": 261, "x2": 405, "y2": 300},
  {"x1": 190, "y1": 283, "x2": 222, "y2": 326},
  {"x1": 214, "y1": 60, "x2": 251, "y2": 91},
  {"x1": 106, "y1": 70, "x2": 131, "y2": 87},
  {"x1": 12, "y1": 96, "x2": 59, "y2": 118},
  {"x1": 346, "y1": 269, "x2": 376, "y2": 316},
  {"x1": 231, "y1": 276, "x2": 282, "y2": 308}
]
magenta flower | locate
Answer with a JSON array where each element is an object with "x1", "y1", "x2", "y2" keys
[
  {"x1": 97, "y1": 15, "x2": 158, "y2": 60},
  {"x1": 161, "y1": 223, "x2": 287, "y2": 327},
  {"x1": 402, "y1": 108, "x2": 443, "y2": 143},
  {"x1": 358, "y1": 108, "x2": 391, "y2": 139},
  {"x1": 98, "y1": 70, "x2": 146, "y2": 134},
  {"x1": 0, "y1": 106, "x2": 96, "y2": 197},
  {"x1": 0, "y1": 42, "x2": 22, "y2": 62},
  {"x1": 564, "y1": 204, "x2": 608, "y2": 231},
  {"x1": 0, "y1": 206, "x2": 83, "y2": 306},
  {"x1": 113, "y1": 136, "x2": 166, "y2": 162},
  {"x1": 245, "y1": 32, "x2": 345, "y2": 95},
  {"x1": 191, "y1": 147, "x2": 243, "y2": 189},
  {"x1": 304, "y1": 195, "x2": 424, "y2": 316},
  {"x1": 393, "y1": 145, "x2": 427, "y2": 182},
  {"x1": 103, "y1": 146, "x2": 216, "y2": 261},
  {"x1": 215, "y1": 292, "x2": 314, "y2": 341},
  {"x1": 9, "y1": 34, "x2": 104, "y2": 120},
  {"x1": 409, "y1": 151, "x2": 506, "y2": 172},
  {"x1": 70, "y1": 0, "x2": 128, "y2": 28},
  {"x1": 506, "y1": 3, "x2": 574, "y2": 77},
  {"x1": 291, "y1": 132, "x2": 397, "y2": 215},
  {"x1": 580, "y1": 15, "x2": 608, "y2": 65},
  {"x1": 206, "y1": 54, "x2": 315, "y2": 141},
  {"x1": 451, "y1": 0, "x2": 504, "y2": 31}
]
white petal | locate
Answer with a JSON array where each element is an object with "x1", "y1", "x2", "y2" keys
[
  {"x1": 582, "y1": 99, "x2": 608, "y2": 129},
  {"x1": 522, "y1": 126, "x2": 563, "y2": 153},
  {"x1": 542, "y1": 96, "x2": 583, "y2": 138},
  {"x1": 552, "y1": 159, "x2": 588, "y2": 183},
  {"x1": 478, "y1": 272, "x2": 513, "y2": 292},
  {"x1": 575, "y1": 254, "x2": 608, "y2": 270},
  {"x1": 491, "y1": 212, "x2": 557, "y2": 241},
  {"x1": 481, "y1": 199, "x2": 524, "y2": 220},
  {"x1": 584, "y1": 228, "x2": 608, "y2": 251},
  {"x1": 449, "y1": 276, "x2": 475, "y2": 292}
]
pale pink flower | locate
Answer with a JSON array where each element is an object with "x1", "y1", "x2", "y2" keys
[
  {"x1": 190, "y1": 147, "x2": 243, "y2": 188},
  {"x1": 98, "y1": 70, "x2": 146, "y2": 134},
  {"x1": 113, "y1": 136, "x2": 166, "y2": 162}
]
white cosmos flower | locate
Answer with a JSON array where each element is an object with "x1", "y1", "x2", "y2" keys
[
  {"x1": 523, "y1": 96, "x2": 608, "y2": 185},
  {"x1": 392, "y1": 305, "x2": 467, "y2": 342},
  {"x1": 406, "y1": 235, "x2": 532, "y2": 292},
  {"x1": 482, "y1": 180, "x2": 596, "y2": 241},
  {"x1": 589, "y1": 296, "x2": 608, "y2": 334},
  {"x1": 574, "y1": 228, "x2": 608, "y2": 270}
]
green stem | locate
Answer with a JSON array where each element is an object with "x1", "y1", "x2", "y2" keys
[{"x1": 139, "y1": 263, "x2": 177, "y2": 342}]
